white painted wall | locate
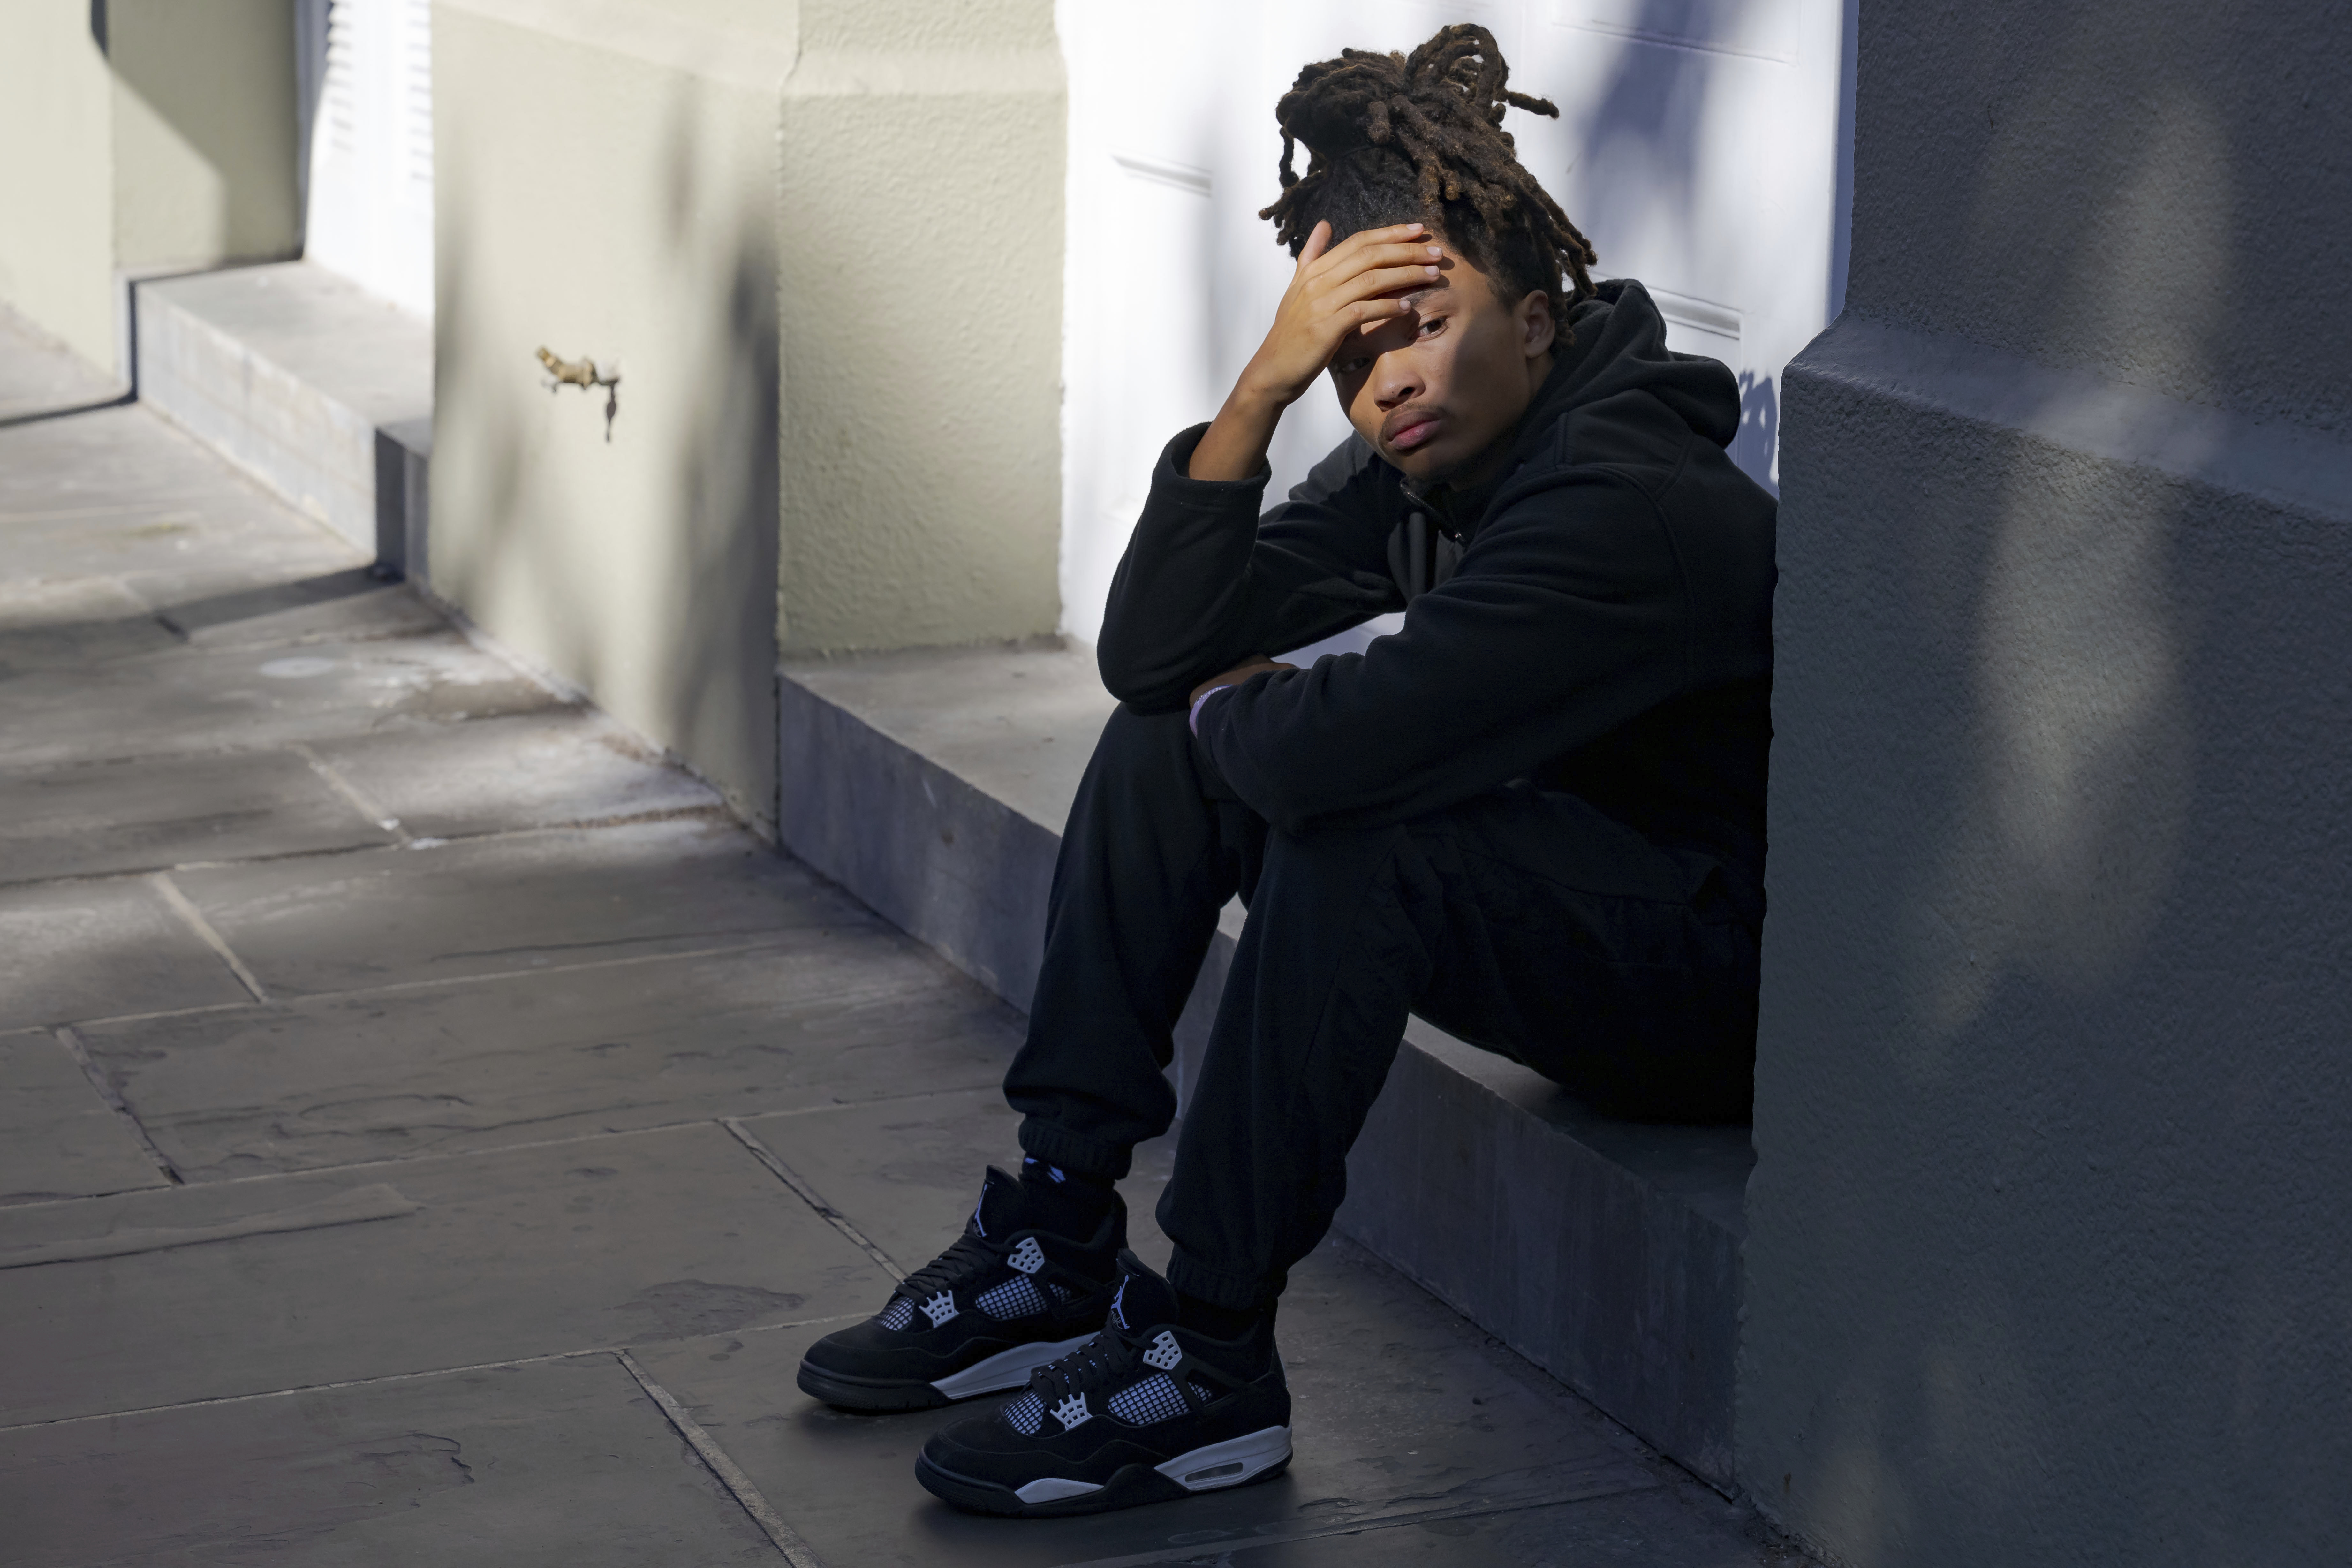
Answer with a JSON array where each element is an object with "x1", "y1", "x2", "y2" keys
[
  {"x1": 1057, "y1": 0, "x2": 1853, "y2": 648},
  {"x1": 301, "y1": 0, "x2": 434, "y2": 315}
]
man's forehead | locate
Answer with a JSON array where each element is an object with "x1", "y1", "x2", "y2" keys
[{"x1": 1354, "y1": 278, "x2": 1452, "y2": 338}]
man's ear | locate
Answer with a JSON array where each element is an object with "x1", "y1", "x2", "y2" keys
[{"x1": 1517, "y1": 290, "x2": 1557, "y2": 360}]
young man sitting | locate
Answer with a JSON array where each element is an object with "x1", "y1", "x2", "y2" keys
[{"x1": 796, "y1": 24, "x2": 1776, "y2": 1518}]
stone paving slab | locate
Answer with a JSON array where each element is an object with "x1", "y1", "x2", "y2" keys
[
  {"x1": 0, "y1": 570, "x2": 443, "y2": 680},
  {"x1": 0, "y1": 1028, "x2": 168, "y2": 1203},
  {"x1": 82, "y1": 947, "x2": 1021, "y2": 1180},
  {"x1": 167, "y1": 817, "x2": 878, "y2": 999},
  {"x1": 0, "y1": 418, "x2": 363, "y2": 583},
  {"x1": 0, "y1": 573, "x2": 183, "y2": 673},
  {"x1": 0, "y1": 876, "x2": 251, "y2": 1029},
  {"x1": 306, "y1": 707, "x2": 725, "y2": 838},
  {"x1": 0, "y1": 1354, "x2": 779, "y2": 1567},
  {"x1": 0, "y1": 631, "x2": 556, "y2": 769},
  {"x1": 739, "y1": 1087, "x2": 1043, "y2": 1273},
  {"x1": 0, "y1": 491, "x2": 308, "y2": 584},
  {"x1": 0, "y1": 408, "x2": 275, "y2": 508},
  {"x1": 1085, "y1": 1487, "x2": 1790, "y2": 1567},
  {"x1": 0, "y1": 747, "x2": 395, "y2": 884},
  {"x1": 632, "y1": 1237, "x2": 1715, "y2": 1568},
  {"x1": 158, "y1": 568, "x2": 453, "y2": 649},
  {"x1": 0, "y1": 1122, "x2": 888, "y2": 1425}
]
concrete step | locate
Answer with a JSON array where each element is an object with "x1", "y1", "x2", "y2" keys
[
  {"x1": 129, "y1": 262, "x2": 431, "y2": 577},
  {"x1": 776, "y1": 644, "x2": 1752, "y2": 1488}
]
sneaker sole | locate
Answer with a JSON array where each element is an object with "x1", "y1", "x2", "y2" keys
[
  {"x1": 796, "y1": 1334, "x2": 1095, "y2": 1413},
  {"x1": 914, "y1": 1425, "x2": 1294, "y2": 1518}
]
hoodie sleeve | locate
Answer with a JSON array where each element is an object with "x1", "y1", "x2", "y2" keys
[
  {"x1": 1095, "y1": 425, "x2": 1404, "y2": 711},
  {"x1": 1193, "y1": 471, "x2": 1691, "y2": 833}
]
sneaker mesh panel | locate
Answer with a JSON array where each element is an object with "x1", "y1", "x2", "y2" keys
[
  {"x1": 1106, "y1": 1373, "x2": 1190, "y2": 1426},
  {"x1": 1189, "y1": 1378, "x2": 1218, "y2": 1404},
  {"x1": 877, "y1": 1296, "x2": 916, "y2": 1331},
  {"x1": 1048, "y1": 1282, "x2": 1081, "y2": 1305},
  {"x1": 1002, "y1": 1391, "x2": 1046, "y2": 1435},
  {"x1": 975, "y1": 1276, "x2": 1047, "y2": 1320}
]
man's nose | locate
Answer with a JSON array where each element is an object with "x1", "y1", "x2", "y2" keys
[{"x1": 1373, "y1": 355, "x2": 1423, "y2": 409}]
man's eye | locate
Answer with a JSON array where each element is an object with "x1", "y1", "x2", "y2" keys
[{"x1": 1418, "y1": 316, "x2": 1445, "y2": 338}]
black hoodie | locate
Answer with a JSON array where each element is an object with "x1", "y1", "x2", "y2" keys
[{"x1": 1096, "y1": 279, "x2": 1777, "y2": 920}]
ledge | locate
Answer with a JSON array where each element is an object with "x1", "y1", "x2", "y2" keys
[
  {"x1": 131, "y1": 262, "x2": 431, "y2": 575},
  {"x1": 776, "y1": 644, "x2": 1752, "y2": 1487}
]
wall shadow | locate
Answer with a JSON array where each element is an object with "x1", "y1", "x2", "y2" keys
[
  {"x1": 427, "y1": 36, "x2": 780, "y2": 835},
  {"x1": 94, "y1": 0, "x2": 304, "y2": 266}
]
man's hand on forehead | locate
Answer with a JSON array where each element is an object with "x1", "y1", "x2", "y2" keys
[
  {"x1": 1187, "y1": 219, "x2": 1444, "y2": 482},
  {"x1": 1362, "y1": 281, "x2": 1446, "y2": 336}
]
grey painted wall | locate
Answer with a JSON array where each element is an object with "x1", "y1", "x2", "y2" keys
[{"x1": 1743, "y1": 3, "x2": 2352, "y2": 1564}]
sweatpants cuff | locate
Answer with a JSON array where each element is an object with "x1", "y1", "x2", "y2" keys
[
  {"x1": 1016, "y1": 1117, "x2": 1132, "y2": 1182},
  {"x1": 1167, "y1": 1249, "x2": 1284, "y2": 1313}
]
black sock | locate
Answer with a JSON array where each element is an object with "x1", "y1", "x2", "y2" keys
[
  {"x1": 1018, "y1": 1156, "x2": 1116, "y2": 1240},
  {"x1": 1176, "y1": 1290, "x2": 1268, "y2": 1345}
]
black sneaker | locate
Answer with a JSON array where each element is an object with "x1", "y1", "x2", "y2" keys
[
  {"x1": 914, "y1": 1252, "x2": 1292, "y2": 1517},
  {"x1": 796, "y1": 1167, "x2": 1122, "y2": 1412}
]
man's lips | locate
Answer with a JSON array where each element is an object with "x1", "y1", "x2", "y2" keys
[{"x1": 1382, "y1": 407, "x2": 1444, "y2": 453}]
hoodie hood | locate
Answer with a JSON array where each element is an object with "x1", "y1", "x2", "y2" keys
[
  {"x1": 1402, "y1": 279, "x2": 1741, "y2": 545},
  {"x1": 1542, "y1": 279, "x2": 1743, "y2": 451}
]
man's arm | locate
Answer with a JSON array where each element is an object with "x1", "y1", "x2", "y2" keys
[
  {"x1": 1094, "y1": 428, "x2": 1399, "y2": 710},
  {"x1": 1190, "y1": 476, "x2": 1700, "y2": 834},
  {"x1": 1091, "y1": 221, "x2": 1439, "y2": 708},
  {"x1": 1187, "y1": 220, "x2": 1445, "y2": 483}
]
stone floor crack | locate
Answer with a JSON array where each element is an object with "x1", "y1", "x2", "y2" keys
[
  {"x1": 51, "y1": 1024, "x2": 181, "y2": 1185},
  {"x1": 722, "y1": 1118, "x2": 905, "y2": 1282},
  {"x1": 285, "y1": 740, "x2": 411, "y2": 842},
  {"x1": 149, "y1": 870, "x2": 269, "y2": 1004},
  {"x1": 0, "y1": 1314, "x2": 865, "y2": 1435},
  {"x1": 61, "y1": 935, "x2": 809, "y2": 1030},
  {"x1": 0, "y1": 1099, "x2": 993, "y2": 1209},
  {"x1": 615, "y1": 1349, "x2": 829, "y2": 1568}
]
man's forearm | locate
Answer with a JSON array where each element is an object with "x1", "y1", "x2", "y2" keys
[{"x1": 1186, "y1": 384, "x2": 1286, "y2": 483}]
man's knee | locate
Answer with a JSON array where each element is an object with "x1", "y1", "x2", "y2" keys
[
  {"x1": 1095, "y1": 701, "x2": 1191, "y2": 763},
  {"x1": 1241, "y1": 821, "x2": 1439, "y2": 982},
  {"x1": 1087, "y1": 701, "x2": 1250, "y2": 810}
]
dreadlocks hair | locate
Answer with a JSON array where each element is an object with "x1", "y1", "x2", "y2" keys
[{"x1": 1258, "y1": 24, "x2": 1598, "y2": 326}]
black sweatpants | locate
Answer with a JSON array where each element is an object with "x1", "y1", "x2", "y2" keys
[{"x1": 1004, "y1": 705, "x2": 1758, "y2": 1313}]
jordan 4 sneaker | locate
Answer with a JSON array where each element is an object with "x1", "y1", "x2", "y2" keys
[
  {"x1": 915, "y1": 1252, "x2": 1292, "y2": 1517},
  {"x1": 796, "y1": 1167, "x2": 1123, "y2": 1412}
]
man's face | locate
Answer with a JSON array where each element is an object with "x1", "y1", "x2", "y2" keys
[{"x1": 1327, "y1": 246, "x2": 1555, "y2": 485}]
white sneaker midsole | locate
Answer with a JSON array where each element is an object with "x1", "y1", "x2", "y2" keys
[
  {"x1": 1155, "y1": 1424, "x2": 1293, "y2": 1492},
  {"x1": 1007, "y1": 1425, "x2": 1294, "y2": 1505},
  {"x1": 929, "y1": 1333, "x2": 1096, "y2": 1400}
]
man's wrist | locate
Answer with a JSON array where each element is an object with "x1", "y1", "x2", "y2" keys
[
  {"x1": 1186, "y1": 400, "x2": 1279, "y2": 482},
  {"x1": 1227, "y1": 374, "x2": 1295, "y2": 419},
  {"x1": 1188, "y1": 683, "x2": 1235, "y2": 735}
]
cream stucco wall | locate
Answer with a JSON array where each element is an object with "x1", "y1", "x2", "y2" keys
[
  {"x1": 775, "y1": 0, "x2": 1064, "y2": 653},
  {"x1": 432, "y1": 0, "x2": 791, "y2": 832},
  {"x1": 0, "y1": 0, "x2": 299, "y2": 372},
  {"x1": 432, "y1": 0, "x2": 1065, "y2": 830},
  {"x1": 0, "y1": 2, "x2": 120, "y2": 368},
  {"x1": 108, "y1": 0, "x2": 302, "y2": 272}
]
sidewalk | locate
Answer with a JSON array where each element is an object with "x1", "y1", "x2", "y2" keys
[{"x1": 0, "y1": 308, "x2": 1803, "y2": 1567}]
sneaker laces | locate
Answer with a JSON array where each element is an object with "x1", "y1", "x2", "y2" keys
[
  {"x1": 1028, "y1": 1318, "x2": 1141, "y2": 1407},
  {"x1": 892, "y1": 1230, "x2": 999, "y2": 1307}
]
